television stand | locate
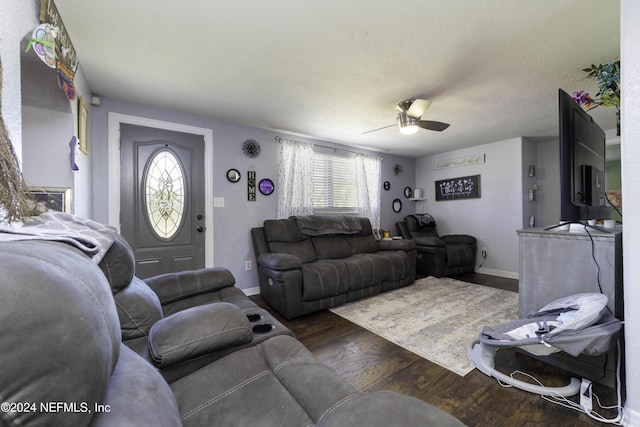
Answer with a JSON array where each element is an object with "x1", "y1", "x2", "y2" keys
[
  {"x1": 517, "y1": 227, "x2": 623, "y2": 387},
  {"x1": 543, "y1": 221, "x2": 614, "y2": 234}
]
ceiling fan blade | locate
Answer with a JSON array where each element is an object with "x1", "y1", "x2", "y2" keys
[
  {"x1": 417, "y1": 120, "x2": 450, "y2": 132},
  {"x1": 361, "y1": 123, "x2": 396, "y2": 135},
  {"x1": 407, "y1": 99, "x2": 432, "y2": 118}
]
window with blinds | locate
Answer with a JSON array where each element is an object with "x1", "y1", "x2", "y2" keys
[{"x1": 313, "y1": 149, "x2": 358, "y2": 213}]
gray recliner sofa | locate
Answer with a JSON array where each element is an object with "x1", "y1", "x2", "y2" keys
[
  {"x1": 252, "y1": 215, "x2": 417, "y2": 320},
  {"x1": 396, "y1": 214, "x2": 477, "y2": 278},
  {"x1": 0, "y1": 215, "x2": 463, "y2": 427}
]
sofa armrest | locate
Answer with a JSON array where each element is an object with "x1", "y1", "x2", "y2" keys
[
  {"x1": 257, "y1": 253, "x2": 302, "y2": 270},
  {"x1": 317, "y1": 390, "x2": 464, "y2": 427},
  {"x1": 395, "y1": 221, "x2": 412, "y2": 240},
  {"x1": 144, "y1": 267, "x2": 236, "y2": 305},
  {"x1": 441, "y1": 234, "x2": 477, "y2": 245},
  {"x1": 376, "y1": 239, "x2": 416, "y2": 252},
  {"x1": 148, "y1": 302, "x2": 252, "y2": 368},
  {"x1": 411, "y1": 236, "x2": 446, "y2": 247}
]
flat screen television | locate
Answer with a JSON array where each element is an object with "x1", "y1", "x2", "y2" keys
[{"x1": 558, "y1": 88, "x2": 610, "y2": 223}]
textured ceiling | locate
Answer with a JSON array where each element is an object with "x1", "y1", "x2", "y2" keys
[{"x1": 54, "y1": 0, "x2": 620, "y2": 158}]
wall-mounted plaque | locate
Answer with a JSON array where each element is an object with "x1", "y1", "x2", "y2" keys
[
  {"x1": 435, "y1": 175, "x2": 480, "y2": 201},
  {"x1": 248, "y1": 170, "x2": 256, "y2": 201}
]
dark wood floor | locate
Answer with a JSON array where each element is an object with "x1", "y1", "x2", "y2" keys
[{"x1": 251, "y1": 273, "x2": 622, "y2": 426}]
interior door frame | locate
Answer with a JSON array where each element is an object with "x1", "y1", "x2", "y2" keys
[{"x1": 108, "y1": 112, "x2": 214, "y2": 268}]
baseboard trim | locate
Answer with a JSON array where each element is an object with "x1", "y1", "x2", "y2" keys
[
  {"x1": 624, "y1": 406, "x2": 639, "y2": 426},
  {"x1": 476, "y1": 267, "x2": 519, "y2": 280}
]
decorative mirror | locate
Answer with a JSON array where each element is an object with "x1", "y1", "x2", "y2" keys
[
  {"x1": 404, "y1": 187, "x2": 413, "y2": 198},
  {"x1": 259, "y1": 178, "x2": 274, "y2": 195},
  {"x1": 383, "y1": 181, "x2": 390, "y2": 191},
  {"x1": 392, "y1": 198, "x2": 402, "y2": 213},
  {"x1": 226, "y1": 168, "x2": 241, "y2": 182}
]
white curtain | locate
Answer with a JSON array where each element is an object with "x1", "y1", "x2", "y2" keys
[
  {"x1": 276, "y1": 139, "x2": 314, "y2": 218},
  {"x1": 355, "y1": 153, "x2": 383, "y2": 230}
]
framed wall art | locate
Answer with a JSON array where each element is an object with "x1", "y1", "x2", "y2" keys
[
  {"x1": 435, "y1": 175, "x2": 480, "y2": 201},
  {"x1": 27, "y1": 187, "x2": 71, "y2": 213}
]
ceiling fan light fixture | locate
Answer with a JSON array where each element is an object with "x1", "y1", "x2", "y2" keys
[{"x1": 397, "y1": 112, "x2": 419, "y2": 135}]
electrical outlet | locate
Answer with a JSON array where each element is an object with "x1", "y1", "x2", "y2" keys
[
  {"x1": 482, "y1": 247, "x2": 488, "y2": 258},
  {"x1": 245, "y1": 260, "x2": 252, "y2": 271}
]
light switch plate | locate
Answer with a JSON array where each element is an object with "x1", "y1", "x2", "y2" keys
[{"x1": 213, "y1": 197, "x2": 225, "y2": 208}]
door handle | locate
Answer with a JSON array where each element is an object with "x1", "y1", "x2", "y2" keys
[{"x1": 196, "y1": 226, "x2": 204, "y2": 233}]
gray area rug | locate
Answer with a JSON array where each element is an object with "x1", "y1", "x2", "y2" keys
[{"x1": 330, "y1": 276, "x2": 519, "y2": 376}]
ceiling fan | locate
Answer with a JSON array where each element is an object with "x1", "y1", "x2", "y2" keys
[{"x1": 362, "y1": 99, "x2": 450, "y2": 135}]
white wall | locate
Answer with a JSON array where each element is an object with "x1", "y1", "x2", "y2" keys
[
  {"x1": 415, "y1": 138, "x2": 523, "y2": 277},
  {"x1": 21, "y1": 106, "x2": 74, "y2": 189},
  {"x1": 0, "y1": 0, "x2": 37, "y2": 162},
  {"x1": 621, "y1": 0, "x2": 640, "y2": 424}
]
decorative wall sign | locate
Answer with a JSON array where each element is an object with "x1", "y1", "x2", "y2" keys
[
  {"x1": 37, "y1": 0, "x2": 78, "y2": 100},
  {"x1": 259, "y1": 178, "x2": 274, "y2": 195},
  {"x1": 247, "y1": 170, "x2": 256, "y2": 201},
  {"x1": 39, "y1": 0, "x2": 78, "y2": 70},
  {"x1": 435, "y1": 175, "x2": 481, "y2": 201},
  {"x1": 434, "y1": 154, "x2": 485, "y2": 170}
]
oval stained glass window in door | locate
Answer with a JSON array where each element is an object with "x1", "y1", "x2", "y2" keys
[{"x1": 144, "y1": 149, "x2": 186, "y2": 239}]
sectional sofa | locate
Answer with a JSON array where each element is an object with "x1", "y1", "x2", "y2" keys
[
  {"x1": 251, "y1": 215, "x2": 417, "y2": 319},
  {"x1": 0, "y1": 213, "x2": 463, "y2": 426}
]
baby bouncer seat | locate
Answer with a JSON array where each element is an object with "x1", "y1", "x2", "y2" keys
[{"x1": 467, "y1": 293, "x2": 622, "y2": 397}]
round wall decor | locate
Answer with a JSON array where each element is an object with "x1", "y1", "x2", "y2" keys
[
  {"x1": 259, "y1": 178, "x2": 274, "y2": 195},
  {"x1": 404, "y1": 187, "x2": 413, "y2": 198},
  {"x1": 242, "y1": 139, "x2": 261, "y2": 158},
  {"x1": 392, "y1": 198, "x2": 402, "y2": 213},
  {"x1": 226, "y1": 168, "x2": 241, "y2": 182},
  {"x1": 383, "y1": 181, "x2": 391, "y2": 191}
]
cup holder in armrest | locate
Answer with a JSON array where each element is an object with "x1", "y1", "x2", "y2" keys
[
  {"x1": 252, "y1": 324, "x2": 275, "y2": 334},
  {"x1": 247, "y1": 313, "x2": 263, "y2": 322}
]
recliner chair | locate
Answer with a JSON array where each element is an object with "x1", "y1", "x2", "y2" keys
[
  {"x1": 1, "y1": 223, "x2": 465, "y2": 426},
  {"x1": 396, "y1": 214, "x2": 477, "y2": 277}
]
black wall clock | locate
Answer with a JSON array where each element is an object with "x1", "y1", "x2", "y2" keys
[{"x1": 259, "y1": 178, "x2": 274, "y2": 195}]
